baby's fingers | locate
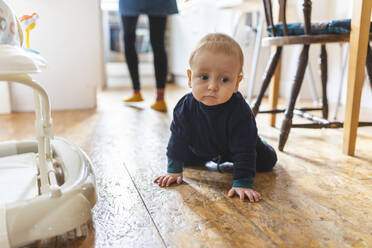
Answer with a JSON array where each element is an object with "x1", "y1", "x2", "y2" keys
[
  {"x1": 166, "y1": 176, "x2": 176, "y2": 186},
  {"x1": 154, "y1": 176, "x2": 165, "y2": 184},
  {"x1": 244, "y1": 191, "x2": 255, "y2": 202},
  {"x1": 253, "y1": 191, "x2": 262, "y2": 201},
  {"x1": 161, "y1": 176, "x2": 171, "y2": 187},
  {"x1": 228, "y1": 188, "x2": 236, "y2": 198},
  {"x1": 238, "y1": 191, "x2": 246, "y2": 201},
  {"x1": 176, "y1": 176, "x2": 183, "y2": 184}
]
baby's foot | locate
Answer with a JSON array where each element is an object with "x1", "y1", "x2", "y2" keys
[{"x1": 205, "y1": 161, "x2": 234, "y2": 173}]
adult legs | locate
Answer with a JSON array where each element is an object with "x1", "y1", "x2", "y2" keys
[
  {"x1": 148, "y1": 15, "x2": 168, "y2": 111},
  {"x1": 121, "y1": 15, "x2": 144, "y2": 101}
]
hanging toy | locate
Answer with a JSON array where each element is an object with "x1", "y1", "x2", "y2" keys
[{"x1": 19, "y1": 12, "x2": 39, "y2": 48}]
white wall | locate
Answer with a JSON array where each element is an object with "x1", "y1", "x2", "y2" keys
[
  {"x1": 170, "y1": 0, "x2": 238, "y2": 80},
  {"x1": 9, "y1": 0, "x2": 104, "y2": 111},
  {"x1": 170, "y1": 0, "x2": 372, "y2": 108}
]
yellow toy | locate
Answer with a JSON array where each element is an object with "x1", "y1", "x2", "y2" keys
[{"x1": 19, "y1": 12, "x2": 39, "y2": 48}]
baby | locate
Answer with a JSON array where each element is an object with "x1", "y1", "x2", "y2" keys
[{"x1": 154, "y1": 33, "x2": 277, "y2": 202}]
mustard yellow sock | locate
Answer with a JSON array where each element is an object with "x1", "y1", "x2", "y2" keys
[
  {"x1": 122, "y1": 92, "x2": 144, "y2": 102},
  {"x1": 151, "y1": 100, "x2": 167, "y2": 112}
]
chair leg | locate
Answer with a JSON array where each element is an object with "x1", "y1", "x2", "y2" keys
[
  {"x1": 333, "y1": 44, "x2": 349, "y2": 121},
  {"x1": 365, "y1": 43, "x2": 372, "y2": 90},
  {"x1": 251, "y1": 46, "x2": 282, "y2": 116},
  {"x1": 279, "y1": 45, "x2": 310, "y2": 151},
  {"x1": 320, "y1": 44, "x2": 328, "y2": 119},
  {"x1": 268, "y1": 56, "x2": 281, "y2": 127}
]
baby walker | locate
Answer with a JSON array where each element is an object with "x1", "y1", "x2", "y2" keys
[{"x1": 0, "y1": 1, "x2": 96, "y2": 247}]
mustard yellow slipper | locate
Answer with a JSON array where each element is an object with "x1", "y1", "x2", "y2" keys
[
  {"x1": 122, "y1": 92, "x2": 144, "y2": 102},
  {"x1": 151, "y1": 100, "x2": 168, "y2": 112}
]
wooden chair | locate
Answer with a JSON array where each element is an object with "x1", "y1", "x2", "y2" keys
[{"x1": 252, "y1": 0, "x2": 372, "y2": 151}]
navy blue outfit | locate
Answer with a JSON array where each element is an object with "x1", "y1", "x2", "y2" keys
[
  {"x1": 167, "y1": 92, "x2": 277, "y2": 188},
  {"x1": 119, "y1": 0, "x2": 178, "y2": 90}
]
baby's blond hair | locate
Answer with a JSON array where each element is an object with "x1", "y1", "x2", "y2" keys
[{"x1": 189, "y1": 33, "x2": 244, "y2": 74}]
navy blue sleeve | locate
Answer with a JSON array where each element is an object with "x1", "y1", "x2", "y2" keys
[
  {"x1": 166, "y1": 94, "x2": 191, "y2": 162},
  {"x1": 167, "y1": 155, "x2": 184, "y2": 173},
  {"x1": 233, "y1": 176, "x2": 254, "y2": 188},
  {"x1": 228, "y1": 102, "x2": 258, "y2": 180}
]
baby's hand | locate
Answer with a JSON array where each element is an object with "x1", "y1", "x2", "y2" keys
[
  {"x1": 228, "y1": 187, "x2": 262, "y2": 202},
  {"x1": 154, "y1": 173, "x2": 183, "y2": 187}
]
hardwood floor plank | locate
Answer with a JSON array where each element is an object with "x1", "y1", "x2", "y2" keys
[{"x1": 87, "y1": 109, "x2": 166, "y2": 248}]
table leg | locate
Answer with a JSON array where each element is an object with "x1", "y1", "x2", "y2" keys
[{"x1": 343, "y1": 0, "x2": 372, "y2": 155}]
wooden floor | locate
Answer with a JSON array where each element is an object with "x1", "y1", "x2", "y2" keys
[{"x1": 1, "y1": 84, "x2": 372, "y2": 248}]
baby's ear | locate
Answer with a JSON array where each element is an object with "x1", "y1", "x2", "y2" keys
[
  {"x1": 187, "y1": 69, "x2": 192, "y2": 88},
  {"x1": 234, "y1": 75, "x2": 243, "y2": 92}
]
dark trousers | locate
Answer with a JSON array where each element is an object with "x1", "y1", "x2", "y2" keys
[
  {"x1": 255, "y1": 136, "x2": 277, "y2": 172},
  {"x1": 121, "y1": 15, "x2": 168, "y2": 90},
  {"x1": 183, "y1": 136, "x2": 277, "y2": 172}
]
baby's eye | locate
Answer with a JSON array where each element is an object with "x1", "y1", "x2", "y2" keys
[
  {"x1": 200, "y1": 75, "x2": 208, "y2": 80},
  {"x1": 221, "y1": 77, "x2": 229, "y2": 83}
]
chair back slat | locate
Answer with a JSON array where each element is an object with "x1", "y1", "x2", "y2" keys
[
  {"x1": 279, "y1": 0, "x2": 288, "y2": 36},
  {"x1": 262, "y1": 0, "x2": 313, "y2": 37},
  {"x1": 263, "y1": 0, "x2": 276, "y2": 36},
  {"x1": 303, "y1": 0, "x2": 312, "y2": 34}
]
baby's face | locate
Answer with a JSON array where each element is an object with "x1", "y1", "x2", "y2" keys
[{"x1": 188, "y1": 50, "x2": 242, "y2": 106}]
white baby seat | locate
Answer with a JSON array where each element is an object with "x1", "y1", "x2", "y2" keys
[{"x1": 0, "y1": 1, "x2": 96, "y2": 247}]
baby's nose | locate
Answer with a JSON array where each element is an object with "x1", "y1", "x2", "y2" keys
[{"x1": 208, "y1": 81, "x2": 218, "y2": 91}]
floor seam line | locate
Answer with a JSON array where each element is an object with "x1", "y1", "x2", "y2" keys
[{"x1": 123, "y1": 162, "x2": 168, "y2": 248}]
